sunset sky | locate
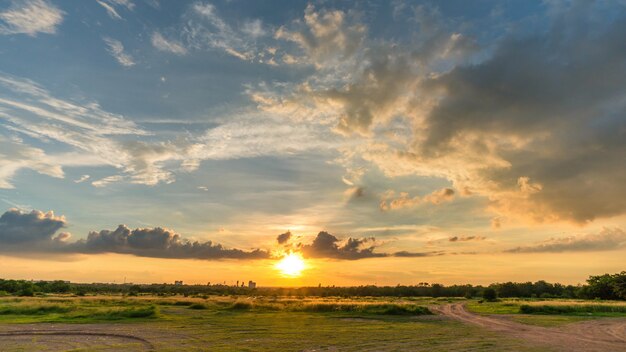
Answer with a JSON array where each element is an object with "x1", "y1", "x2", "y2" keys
[{"x1": 0, "y1": 0, "x2": 624, "y2": 286}]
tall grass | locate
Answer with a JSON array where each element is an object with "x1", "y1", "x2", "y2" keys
[
  {"x1": 226, "y1": 300, "x2": 432, "y2": 315},
  {"x1": 0, "y1": 304, "x2": 73, "y2": 315}
]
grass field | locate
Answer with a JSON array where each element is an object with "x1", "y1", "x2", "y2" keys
[
  {"x1": 0, "y1": 295, "x2": 555, "y2": 351},
  {"x1": 466, "y1": 298, "x2": 626, "y2": 326}
]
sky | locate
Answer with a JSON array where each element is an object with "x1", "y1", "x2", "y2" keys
[{"x1": 0, "y1": 0, "x2": 624, "y2": 286}]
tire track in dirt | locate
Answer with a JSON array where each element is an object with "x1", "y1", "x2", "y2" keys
[
  {"x1": 431, "y1": 303, "x2": 626, "y2": 352},
  {"x1": 0, "y1": 330, "x2": 155, "y2": 350}
]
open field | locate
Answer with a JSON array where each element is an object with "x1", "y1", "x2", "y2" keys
[{"x1": 0, "y1": 295, "x2": 624, "y2": 351}]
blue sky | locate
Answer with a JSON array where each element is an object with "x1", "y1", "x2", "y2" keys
[{"x1": 0, "y1": 0, "x2": 624, "y2": 285}]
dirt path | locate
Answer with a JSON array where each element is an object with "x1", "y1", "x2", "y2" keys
[
  {"x1": 432, "y1": 303, "x2": 626, "y2": 352},
  {"x1": 0, "y1": 325, "x2": 156, "y2": 351}
]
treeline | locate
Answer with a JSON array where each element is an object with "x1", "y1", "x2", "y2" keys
[{"x1": 0, "y1": 272, "x2": 624, "y2": 300}]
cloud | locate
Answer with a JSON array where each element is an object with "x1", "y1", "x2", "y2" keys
[
  {"x1": 0, "y1": 209, "x2": 450, "y2": 261},
  {"x1": 96, "y1": 1, "x2": 121, "y2": 20},
  {"x1": 73, "y1": 175, "x2": 90, "y2": 183},
  {"x1": 183, "y1": 2, "x2": 264, "y2": 61},
  {"x1": 276, "y1": 231, "x2": 292, "y2": 245},
  {"x1": 275, "y1": 4, "x2": 365, "y2": 67},
  {"x1": 242, "y1": 19, "x2": 265, "y2": 38},
  {"x1": 380, "y1": 187, "x2": 455, "y2": 211},
  {"x1": 151, "y1": 32, "x2": 187, "y2": 55},
  {"x1": 103, "y1": 37, "x2": 135, "y2": 67},
  {"x1": 0, "y1": 0, "x2": 64, "y2": 36},
  {"x1": 0, "y1": 136, "x2": 64, "y2": 188},
  {"x1": 78, "y1": 225, "x2": 269, "y2": 259},
  {"x1": 294, "y1": 231, "x2": 441, "y2": 260},
  {"x1": 96, "y1": 0, "x2": 134, "y2": 20},
  {"x1": 0, "y1": 73, "x2": 158, "y2": 187},
  {"x1": 0, "y1": 208, "x2": 66, "y2": 244},
  {"x1": 506, "y1": 228, "x2": 626, "y2": 253},
  {"x1": 0, "y1": 208, "x2": 268, "y2": 260},
  {"x1": 91, "y1": 175, "x2": 125, "y2": 188},
  {"x1": 258, "y1": 2, "x2": 626, "y2": 225},
  {"x1": 300, "y1": 231, "x2": 385, "y2": 260},
  {"x1": 449, "y1": 236, "x2": 485, "y2": 242}
]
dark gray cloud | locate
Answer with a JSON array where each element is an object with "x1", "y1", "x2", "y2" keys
[
  {"x1": 76, "y1": 225, "x2": 269, "y2": 259},
  {"x1": 0, "y1": 209, "x2": 445, "y2": 261},
  {"x1": 297, "y1": 231, "x2": 442, "y2": 260},
  {"x1": 300, "y1": 231, "x2": 386, "y2": 260},
  {"x1": 0, "y1": 209, "x2": 66, "y2": 244},
  {"x1": 506, "y1": 228, "x2": 626, "y2": 253},
  {"x1": 0, "y1": 209, "x2": 268, "y2": 260},
  {"x1": 276, "y1": 231, "x2": 292, "y2": 245},
  {"x1": 418, "y1": 5, "x2": 626, "y2": 222},
  {"x1": 449, "y1": 236, "x2": 485, "y2": 242}
]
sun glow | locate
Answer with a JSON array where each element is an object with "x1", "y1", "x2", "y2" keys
[{"x1": 275, "y1": 252, "x2": 306, "y2": 277}]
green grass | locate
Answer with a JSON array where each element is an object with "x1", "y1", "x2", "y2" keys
[
  {"x1": 519, "y1": 304, "x2": 626, "y2": 315},
  {"x1": 466, "y1": 298, "x2": 626, "y2": 326},
  {"x1": 1, "y1": 295, "x2": 623, "y2": 351},
  {"x1": 466, "y1": 301, "x2": 520, "y2": 314},
  {"x1": 509, "y1": 315, "x2": 596, "y2": 327}
]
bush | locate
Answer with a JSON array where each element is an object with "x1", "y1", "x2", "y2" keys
[
  {"x1": 17, "y1": 288, "x2": 34, "y2": 297},
  {"x1": 188, "y1": 303, "x2": 207, "y2": 310},
  {"x1": 230, "y1": 301, "x2": 253, "y2": 310}
]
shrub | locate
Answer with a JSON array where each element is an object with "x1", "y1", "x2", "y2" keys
[
  {"x1": 188, "y1": 303, "x2": 207, "y2": 310},
  {"x1": 230, "y1": 301, "x2": 253, "y2": 310}
]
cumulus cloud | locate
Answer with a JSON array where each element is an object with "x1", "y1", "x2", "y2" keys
[
  {"x1": 78, "y1": 225, "x2": 268, "y2": 259},
  {"x1": 299, "y1": 231, "x2": 385, "y2": 260},
  {"x1": 151, "y1": 32, "x2": 187, "y2": 55},
  {"x1": 281, "y1": 231, "x2": 442, "y2": 260},
  {"x1": 506, "y1": 228, "x2": 626, "y2": 253},
  {"x1": 0, "y1": 208, "x2": 66, "y2": 244},
  {"x1": 0, "y1": 0, "x2": 64, "y2": 36},
  {"x1": 0, "y1": 209, "x2": 268, "y2": 260},
  {"x1": 380, "y1": 187, "x2": 455, "y2": 211},
  {"x1": 103, "y1": 37, "x2": 135, "y2": 67}
]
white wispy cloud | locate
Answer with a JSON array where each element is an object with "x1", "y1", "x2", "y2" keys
[
  {"x1": 96, "y1": 0, "x2": 134, "y2": 20},
  {"x1": 0, "y1": 136, "x2": 63, "y2": 189},
  {"x1": 103, "y1": 37, "x2": 136, "y2": 67},
  {"x1": 73, "y1": 175, "x2": 90, "y2": 183},
  {"x1": 151, "y1": 32, "x2": 187, "y2": 55},
  {"x1": 0, "y1": 0, "x2": 64, "y2": 36},
  {"x1": 506, "y1": 228, "x2": 626, "y2": 253},
  {"x1": 96, "y1": 0, "x2": 121, "y2": 20}
]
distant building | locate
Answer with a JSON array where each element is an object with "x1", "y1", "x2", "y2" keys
[
  {"x1": 248, "y1": 280, "x2": 256, "y2": 289},
  {"x1": 174, "y1": 280, "x2": 183, "y2": 285}
]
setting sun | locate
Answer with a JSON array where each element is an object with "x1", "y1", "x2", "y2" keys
[{"x1": 275, "y1": 252, "x2": 306, "y2": 277}]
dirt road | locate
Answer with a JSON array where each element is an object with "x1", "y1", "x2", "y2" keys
[
  {"x1": 432, "y1": 303, "x2": 626, "y2": 352},
  {"x1": 0, "y1": 325, "x2": 156, "y2": 351}
]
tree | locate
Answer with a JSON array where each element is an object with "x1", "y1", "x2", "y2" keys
[{"x1": 483, "y1": 288, "x2": 497, "y2": 301}]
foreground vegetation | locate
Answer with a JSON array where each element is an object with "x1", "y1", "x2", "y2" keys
[
  {"x1": 0, "y1": 294, "x2": 624, "y2": 350},
  {"x1": 466, "y1": 298, "x2": 626, "y2": 327},
  {"x1": 0, "y1": 295, "x2": 552, "y2": 351}
]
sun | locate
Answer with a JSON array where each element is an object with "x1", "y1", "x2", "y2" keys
[{"x1": 275, "y1": 252, "x2": 306, "y2": 277}]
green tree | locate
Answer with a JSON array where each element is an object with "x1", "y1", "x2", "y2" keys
[{"x1": 482, "y1": 288, "x2": 497, "y2": 301}]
